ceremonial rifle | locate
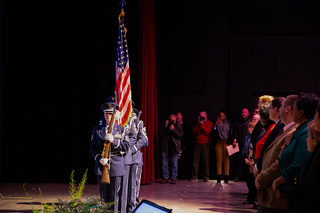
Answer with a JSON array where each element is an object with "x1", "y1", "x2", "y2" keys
[
  {"x1": 101, "y1": 104, "x2": 117, "y2": 184},
  {"x1": 137, "y1": 110, "x2": 142, "y2": 120}
]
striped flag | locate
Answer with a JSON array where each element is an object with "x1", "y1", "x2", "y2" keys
[{"x1": 115, "y1": 1, "x2": 132, "y2": 126}]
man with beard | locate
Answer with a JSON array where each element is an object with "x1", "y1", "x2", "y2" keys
[{"x1": 232, "y1": 108, "x2": 251, "y2": 182}]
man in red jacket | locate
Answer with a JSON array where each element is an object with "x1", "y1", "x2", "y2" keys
[{"x1": 190, "y1": 111, "x2": 213, "y2": 182}]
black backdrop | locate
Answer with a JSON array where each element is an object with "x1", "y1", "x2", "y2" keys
[
  {"x1": 1, "y1": 0, "x2": 320, "y2": 183},
  {"x1": 156, "y1": 0, "x2": 320, "y2": 179},
  {"x1": 0, "y1": 1, "x2": 140, "y2": 183}
]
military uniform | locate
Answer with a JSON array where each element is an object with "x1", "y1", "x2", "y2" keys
[
  {"x1": 128, "y1": 118, "x2": 148, "y2": 211},
  {"x1": 120, "y1": 116, "x2": 137, "y2": 213},
  {"x1": 90, "y1": 101, "x2": 131, "y2": 213},
  {"x1": 120, "y1": 109, "x2": 148, "y2": 212}
]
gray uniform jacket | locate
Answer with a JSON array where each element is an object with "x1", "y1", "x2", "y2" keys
[
  {"x1": 90, "y1": 123, "x2": 131, "y2": 177},
  {"x1": 131, "y1": 119, "x2": 148, "y2": 164},
  {"x1": 124, "y1": 117, "x2": 149, "y2": 164},
  {"x1": 124, "y1": 117, "x2": 138, "y2": 165}
]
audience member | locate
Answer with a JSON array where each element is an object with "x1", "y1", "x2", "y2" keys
[
  {"x1": 176, "y1": 112, "x2": 192, "y2": 180},
  {"x1": 253, "y1": 108, "x2": 260, "y2": 115},
  {"x1": 252, "y1": 95, "x2": 273, "y2": 162},
  {"x1": 292, "y1": 119, "x2": 320, "y2": 212},
  {"x1": 251, "y1": 97, "x2": 273, "y2": 210},
  {"x1": 306, "y1": 120, "x2": 320, "y2": 151},
  {"x1": 191, "y1": 111, "x2": 213, "y2": 182},
  {"x1": 232, "y1": 108, "x2": 251, "y2": 182},
  {"x1": 213, "y1": 110, "x2": 230, "y2": 183},
  {"x1": 315, "y1": 101, "x2": 320, "y2": 131},
  {"x1": 252, "y1": 114, "x2": 260, "y2": 123},
  {"x1": 254, "y1": 102, "x2": 276, "y2": 177},
  {"x1": 256, "y1": 97, "x2": 285, "y2": 173},
  {"x1": 242, "y1": 121, "x2": 257, "y2": 204},
  {"x1": 272, "y1": 93, "x2": 319, "y2": 212},
  {"x1": 159, "y1": 114, "x2": 184, "y2": 184},
  {"x1": 255, "y1": 95, "x2": 298, "y2": 213}
]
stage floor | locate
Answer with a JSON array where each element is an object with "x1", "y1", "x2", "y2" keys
[{"x1": 0, "y1": 180, "x2": 256, "y2": 213}]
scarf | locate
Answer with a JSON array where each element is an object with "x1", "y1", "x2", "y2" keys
[{"x1": 255, "y1": 123, "x2": 276, "y2": 159}]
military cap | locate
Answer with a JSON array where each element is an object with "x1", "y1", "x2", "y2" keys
[
  {"x1": 101, "y1": 96, "x2": 119, "y2": 113},
  {"x1": 132, "y1": 108, "x2": 140, "y2": 117},
  {"x1": 130, "y1": 101, "x2": 140, "y2": 116}
]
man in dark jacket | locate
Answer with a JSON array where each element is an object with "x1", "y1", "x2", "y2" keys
[
  {"x1": 232, "y1": 108, "x2": 251, "y2": 181},
  {"x1": 176, "y1": 112, "x2": 193, "y2": 180},
  {"x1": 159, "y1": 114, "x2": 184, "y2": 184}
]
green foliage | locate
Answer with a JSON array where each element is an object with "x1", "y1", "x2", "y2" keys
[
  {"x1": 23, "y1": 183, "x2": 37, "y2": 212},
  {"x1": 24, "y1": 169, "x2": 114, "y2": 213},
  {"x1": 56, "y1": 198, "x2": 114, "y2": 213},
  {"x1": 69, "y1": 169, "x2": 88, "y2": 200},
  {"x1": 30, "y1": 198, "x2": 114, "y2": 213}
]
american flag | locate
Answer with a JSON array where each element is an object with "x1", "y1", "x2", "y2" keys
[{"x1": 115, "y1": 1, "x2": 132, "y2": 127}]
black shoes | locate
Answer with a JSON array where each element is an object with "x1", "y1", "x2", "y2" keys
[
  {"x1": 224, "y1": 175, "x2": 229, "y2": 183},
  {"x1": 217, "y1": 175, "x2": 221, "y2": 183}
]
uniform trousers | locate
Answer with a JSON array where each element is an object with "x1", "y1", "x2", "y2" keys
[
  {"x1": 192, "y1": 143, "x2": 210, "y2": 179},
  {"x1": 121, "y1": 163, "x2": 139, "y2": 212},
  {"x1": 120, "y1": 165, "x2": 130, "y2": 213},
  {"x1": 97, "y1": 175, "x2": 122, "y2": 213},
  {"x1": 215, "y1": 140, "x2": 229, "y2": 175},
  {"x1": 135, "y1": 164, "x2": 142, "y2": 205}
]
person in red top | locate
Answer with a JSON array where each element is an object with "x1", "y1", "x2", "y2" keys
[
  {"x1": 190, "y1": 111, "x2": 213, "y2": 182},
  {"x1": 253, "y1": 102, "x2": 275, "y2": 177}
]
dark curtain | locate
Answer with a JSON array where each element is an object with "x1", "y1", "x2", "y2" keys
[{"x1": 138, "y1": 0, "x2": 158, "y2": 184}]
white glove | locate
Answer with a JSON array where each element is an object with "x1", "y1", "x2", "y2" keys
[
  {"x1": 105, "y1": 134, "x2": 114, "y2": 143},
  {"x1": 99, "y1": 158, "x2": 109, "y2": 166}
]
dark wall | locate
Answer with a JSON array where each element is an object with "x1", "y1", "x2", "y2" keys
[
  {"x1": 156, "y1": 1, "x2": 320, "y2": 178},
  {"x1": 157, "y1": 0, "x2": 320, "y2": 126},
  {"x1": 0, "y1": 1, "x2": 139, "y2": 183}
]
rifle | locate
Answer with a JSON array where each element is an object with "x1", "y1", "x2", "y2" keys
[
  {"x1": 101, "y1": 105, "x2": 117, "y2": 184},
  {"x1": 137, "y1": 110, "x2": 142, "y2": 120}
]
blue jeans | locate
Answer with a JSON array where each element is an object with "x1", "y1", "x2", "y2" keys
[{"x1": 161, "y1": 151, "x2": 179, "y2": 180}]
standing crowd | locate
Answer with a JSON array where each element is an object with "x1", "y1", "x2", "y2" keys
[
  {"x1": 88, "y1": 93, "x2": 320, "y2": 213},
  {"x1": 159, "y1": 93, "x2": 320, "y2": 213}
]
